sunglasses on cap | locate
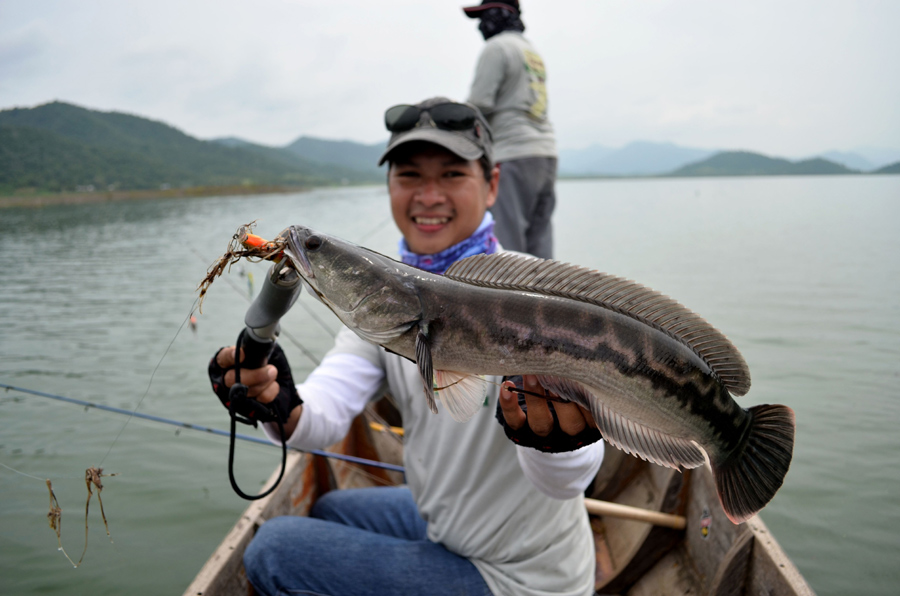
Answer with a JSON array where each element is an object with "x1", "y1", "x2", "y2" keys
[{"x1": 384, "y1": 102, "x2": 482, "y2": 134}]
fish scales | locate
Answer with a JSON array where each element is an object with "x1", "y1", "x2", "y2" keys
[
  {"x1": 283, "y1": 225, "x2": 795, "y2": 524},
  {"x1": 408, "y1": 281, "x2": 749, "y2": 457}
]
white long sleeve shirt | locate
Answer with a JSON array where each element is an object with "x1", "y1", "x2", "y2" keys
[{"x1": 264, "y1": 326, "x2": 603, "y2": 596}]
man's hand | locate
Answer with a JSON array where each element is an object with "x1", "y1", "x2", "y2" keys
[
  {"x1": 496, "y1": 375, "x2": 602, "y2": 452},
  {"x1": 215, "y1": 346, "x2": 281, "y2": 403},
  {"x1": 208, "y1": 344, "x2": 302, "y2": 437}
]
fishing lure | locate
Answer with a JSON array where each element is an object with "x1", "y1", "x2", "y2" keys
[
  {"x1": 45, "y1": 467, "x2": 117, "y2": 568},
  {"x1": 197, "y1": 221, "x2": 288, "y2": 309}
]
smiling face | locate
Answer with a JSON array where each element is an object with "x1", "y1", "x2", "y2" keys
[{"x1": 388, "y1": 143, "x2": 499, "y2": 255}]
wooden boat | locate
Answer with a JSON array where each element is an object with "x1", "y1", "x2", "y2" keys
[{"x1": 184, "y1": 400, "x2": 814, "y2": 596}]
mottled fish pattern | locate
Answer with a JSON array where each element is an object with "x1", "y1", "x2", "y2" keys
[{"x1": 284, "y1": 226, "x2": 795, "y2": 523}]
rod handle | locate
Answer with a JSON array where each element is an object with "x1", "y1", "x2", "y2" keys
[{"x1": 240, "y1": 328, "x2": 276, "y2": 370}]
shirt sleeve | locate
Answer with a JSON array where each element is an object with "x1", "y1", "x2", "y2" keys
[
  {"x1": 467, "y1": 41, "x2": 507, "y2": 115},
  {"x1": 515, "y1": 442, "x2": 605, "y2": 500},
  {"x1": 260, "y1": 351, "x2": 385, "y2": 450}
]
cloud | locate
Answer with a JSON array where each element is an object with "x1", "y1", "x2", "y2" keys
[{"x1": 1, "y1": 0, "x2": 898, "y2": 155}]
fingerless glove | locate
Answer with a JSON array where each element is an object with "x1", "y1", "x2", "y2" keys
[
  {"x1": 495, "y1": 375, "x2": 603, "y2": 453},
  {"x1": 208, "y1": 343, "x2": 302, "y2": 427}
]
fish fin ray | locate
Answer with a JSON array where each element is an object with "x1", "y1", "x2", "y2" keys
[
  {"x1": 711, "y1": 404, "x2": 795, "y2": 523},
  {"x1": 434, "y1": 371, "x2": 489, "y2": 423},
  {"x1": 534, "y1": 375, "x2": 706, "y2": 470},
  {"x1": 415, "y1": 328, "x2": 438, "y2": 415},
  {"x1": 446, "y1": 253, "x2": 751, "y2": 396},
  {"x1": 355, "y1": 322, "x2": 415, "y2": 345}
]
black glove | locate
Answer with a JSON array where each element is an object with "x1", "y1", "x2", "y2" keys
[
  {"x1": 495, "y1": 375, "x2": 603, "y2": 453},
  {"x1": 208, "y1": 342, "x2": 302, "y2": 427}
]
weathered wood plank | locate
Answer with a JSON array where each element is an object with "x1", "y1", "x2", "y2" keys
[
  {"x1": 707, "y1": 527, "x2": 753, "y2": 596},
  {"x1": 596, "y1": 463, "x2": 688, "y2": 593},
  {"x1": 745, "y1": 516, "x2": 816, "y2": 596},
  {"x1": 684, "y1": 463, "x2": 751, "y2": 591},
  {"x1": 625, "y1": 546, "x2": 699, "y2": 596},
  {"x1": 184, "y1": 407, "x2": 400, "y2": 596},
  {"x1": 182, "y1": 451, "x2": 310, "y2": 596},
  {"x1": 184, "y1": 407, "x2": 813, "y2": 596}
]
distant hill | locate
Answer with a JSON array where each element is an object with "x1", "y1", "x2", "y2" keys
[
  {"x1": 872, "y1": 161, "x2": 900, "y2": 174},
  {"x1": 284, "y1": 136, "x2": 386, "y2": 176},
  {"x1": 1, "y1": 124, "x2": 173, "y2": 192},
  {"x1": 667, "y1": 151, "x2": 858, "y2": 177},
  {"x1": 4, "y1": 101, "x2": 894, "y2": 196},
  {"x1": 0, "y1": 102, "x2": 381, "y2": 195},
  {"x1": 853, "y1": 147, "x2": 900, "y2": 170},
  {"x1": 558, "y1": 143, "x2": 614, "y2": 174},
  {"x1": 816, "y1": 150, "x2": 875, "y2": 172},
  {"x1": 210, "y1": 136, "x2": 252, "y2": 148},
  {"x1": 559, "y1": 141, "x2": 715, "y2": 176}
]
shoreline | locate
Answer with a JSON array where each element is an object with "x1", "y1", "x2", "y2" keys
[{"x1": 0, "y1": 184, "x2": 312, "y2": 209}]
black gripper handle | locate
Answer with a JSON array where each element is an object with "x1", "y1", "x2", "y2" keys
[{"x1": 240, "y1": 329, "x2": 276, "y2": 370}]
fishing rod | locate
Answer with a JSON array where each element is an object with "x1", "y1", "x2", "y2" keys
[
  {"x1": 0, "y1": 382, "x2": 404, "y2": 474},
  {"x1": 1, "y1": 382, "x2": 690, "y2": 530}
]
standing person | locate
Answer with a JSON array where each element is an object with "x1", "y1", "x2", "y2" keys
[
  {"x1": 463, "y1": 0, "x2": 558, "y2": 259},
  {"x1": 208, "y1": 97, "x2": 603, "y2": 596}
]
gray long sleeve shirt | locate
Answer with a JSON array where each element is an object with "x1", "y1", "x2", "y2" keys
[{"x1": 468, "y1": 31, "x2": 557, "y2": 162}]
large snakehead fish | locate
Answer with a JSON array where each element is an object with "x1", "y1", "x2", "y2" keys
[{"x1": 282, "y1": 225, "x2": 795, "y2": 524}]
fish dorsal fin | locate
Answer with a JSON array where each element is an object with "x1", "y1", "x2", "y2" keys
[
  {"x1": 445, "y1": 253, "x2": 751, "y2": 396},
  {"x1": 536, "y1": 375, "x2": 706, "y2": 471}
]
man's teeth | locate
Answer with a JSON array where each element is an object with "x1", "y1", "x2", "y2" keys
[{"x1": 415, "y1": 217, "x2": 449, "y2": 225}]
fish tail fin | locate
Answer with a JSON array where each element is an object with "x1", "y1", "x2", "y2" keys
[{"x1": 711, "y1": 404, "x2": 795, "y2": 524}]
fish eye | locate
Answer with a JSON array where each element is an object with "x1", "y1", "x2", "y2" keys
[{"x1": 305, "y1": 235, "x2": 323, "y2": 251}]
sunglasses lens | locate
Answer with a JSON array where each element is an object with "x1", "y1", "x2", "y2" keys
[
  {"x1": 385, "y1": 105, "x2": 420, "y2": 132},
  {"x1": 429, "y1": 103, "x2": 476, "y2": 130}
]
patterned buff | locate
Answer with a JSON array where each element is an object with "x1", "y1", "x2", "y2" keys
[{"x1": 398, "y1": 212, "x2": 499, "y2": 274}]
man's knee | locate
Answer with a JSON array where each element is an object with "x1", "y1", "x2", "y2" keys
[
  {"x1": 244, "y1": 516, "x2": 289, "y2": 571},
  {"x1": 244, "y1": 518, "x2": 288, "y2": 594},
  {"x1": 310, "y1": 488, "x2": 352, "y2": 521}
]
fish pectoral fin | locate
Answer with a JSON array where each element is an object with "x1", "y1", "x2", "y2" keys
[
  {"x1": 536, "y1": 375, "x2": 706, "y2": 471},
  {"x1": 434, "y1": 371, "x2": 490, "y2": 423},
  {"x1": 415, "y1": 328, "x2": 438, "y2": 415}
]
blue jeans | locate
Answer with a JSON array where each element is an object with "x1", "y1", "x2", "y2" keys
[{"x1": 244, "y1": 486, "x2": 493, "y2": 596}]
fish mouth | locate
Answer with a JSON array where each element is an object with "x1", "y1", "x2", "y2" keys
[
  {"x1": 284, "y1": 226, "x2": 315, "y2": 281},
  {"x1": 283, "y1": 225, "x2": 376, "y2": 314}
]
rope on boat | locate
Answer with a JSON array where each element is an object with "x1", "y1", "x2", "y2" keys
[{"x1": 0, "y1": 382, "x2": 405, "y2": 473}]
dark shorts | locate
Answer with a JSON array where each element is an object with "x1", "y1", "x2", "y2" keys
[{"x1": 491, "y1": 156, "x2": 557, "y2": 260}]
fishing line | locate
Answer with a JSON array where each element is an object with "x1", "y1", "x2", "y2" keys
[
  {"x1": 2, "y1": 220, "x2": 396, "y2": 566},
  {"x1": 356, "y1": 213, "x2": 394, "y2": 245},
  {"x1": 0, "y1": 461, "x2": 47, "y2": 482},
  {"x1": 98, "y1": 297, "x2": 199, "y2": 468},
  {"x1": 0, "y1": 383, "x2": 404, "y2": 473}
]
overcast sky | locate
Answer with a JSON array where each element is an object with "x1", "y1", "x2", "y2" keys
[{"x1": 1, "y1": 0, "x2": 897, "y2": 157}]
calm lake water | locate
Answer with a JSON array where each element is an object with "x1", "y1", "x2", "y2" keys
[{"x1": 1, "y1": 175, "x2": 898, "y2": 595}]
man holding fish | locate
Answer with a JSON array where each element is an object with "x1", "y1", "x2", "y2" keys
[{"x1": 209, "y1": 97, "x2": 605, "y2": 595}]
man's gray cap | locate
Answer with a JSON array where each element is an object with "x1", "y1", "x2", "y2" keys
[{"x1": 378, "y1": 97, "x2": 494, "y2": 166}]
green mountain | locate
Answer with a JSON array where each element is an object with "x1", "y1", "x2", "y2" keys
[
  {"x1": 0, "y1": 101, "x2": 380, "y2": 195},
  {"x1": 1, "y1": 125, "x2": 173, "y2": 192},
  {"x1": 872, "y1": 161, "x2": 900, "y2": 174},
  {"x1": 668, "y1": 151, "x2": 857, "y2": 177}
]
